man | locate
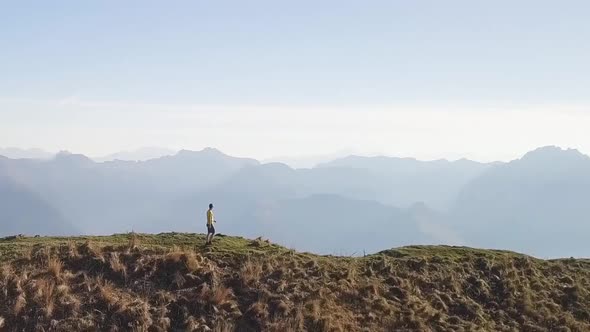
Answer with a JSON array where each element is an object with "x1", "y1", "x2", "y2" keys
[{"x1": 206, "y1": 203, "x2": 216, "y2": 245}]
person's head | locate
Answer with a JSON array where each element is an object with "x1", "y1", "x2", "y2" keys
[{"x1": 209, "y1": 203, "x2": 214, "y2": 210}]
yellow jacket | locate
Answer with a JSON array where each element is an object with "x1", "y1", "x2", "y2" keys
[{"x1": 207, "y1": 209, "x2": 215, "y2": 226}]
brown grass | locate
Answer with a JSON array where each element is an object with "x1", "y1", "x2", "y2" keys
[
  {"x1": 97, "y1": 278, "x2": 119, "y2": 308},
  {"x1": 208, "y1": 286, "x2": 233, "y2": 306},
  {"x1": 67, "y1": 240, "x2": 79, "y2": 259},
  {"x1": 212, "y1": 320, "x2": 234, "y2": 332},
  {"x1": 47, "y1": 256, "x2": 63, "y2": 279},
  {"x1": 35, "y1": 278, "x2": 56, "y2": 318},
  {"x1": 109, "y1": 252, "x2": 128, "y2": 280},
  {"x1": 128, "y1": 232, "x2": 140, "y2": 250},
  {"x1": 240, "y1": 258, "x2": 262, "y2": 286},
  {"x1": 13, "y1": 294, "x2": 26, "y2": 316},
  {"x1": 1, "y1": 235, "x2": 590, "y2": 331}
]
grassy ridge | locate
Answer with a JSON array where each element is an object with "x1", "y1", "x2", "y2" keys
[
  {"x1": 0, "y1": 233, "x2": 290, "y2": 262},
  {"x1": 0, "y1": 233, "x2": 589, "y2": 331}
]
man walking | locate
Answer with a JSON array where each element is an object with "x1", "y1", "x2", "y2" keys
[{"x1": 206, "y1": 203, "x2": 216, "y2": 245}]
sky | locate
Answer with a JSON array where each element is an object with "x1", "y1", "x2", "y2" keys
[{"x1": 2, "y1": 0, "x2": 590, "y2": 162}]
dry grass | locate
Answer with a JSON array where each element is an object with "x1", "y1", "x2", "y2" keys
[
  {"x1": 213, "y1": 320, "x2": 234, "y2": 332},
  {"x1": 109, "y1": 252, "x2": 128, "y2": 280},
  {"x1": 208, "y1": 286, "x2": 233, "y2": 306},
  {"x1": 80, "y1": 240, "x2": 104, "y2": 262},
  {"x1": 47, "y1": 256, "x2": 63, "y2": 279},
  {"x1": 22, "y1": 247, "x2": 33, "y2": 261},
  {"x1": 36, "y1": 278, "x2": 56, "y2": 318},
  {"x1": 183, "y1": 250, "x2": 201, "y2": 272},
  {"x1": 98, "y1": 278, "x2": 119, "y2": 308},
  {"x1": 13, "y1": 294, "x2": 26, "y2": 316},
  {"x1": 128, "y1": 232, "x2": 140, "y2": 250},
  {"x1": 240, "y1": 258, "x2": 262, "y2": 286},
  {"x1": 67, "y1": 240, "x2": 79, "y2": 259},
  {"x1": 1, "y1": 234, "x2": 590, "y2": 331}
]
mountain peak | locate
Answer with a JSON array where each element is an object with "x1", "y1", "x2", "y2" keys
[
  {"x1": 201, "y1": 147, "x2": 224, "y2": 155},
  {"x1": 0, "y1": 147, "x2": 53, "y2": 160},
  {"x1": 94, "y1": 147, "x2": 176, "y2": 162},
  {"x1": 176, "y1": 147, "x2": 223, "y2": 157},
  {"x1": 54, "y1": 151, "x2": 93, "y2": 165},
  {"x1": 520, "y1": 146, "x2": 589, "y2": 163}
]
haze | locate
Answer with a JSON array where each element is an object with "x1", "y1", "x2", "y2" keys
[
  {"x1": 4, "y1": 3, "x2": 590, "y2": 330},
  {"x1": 2, "y1": 1, "x2": 590, "y2": 161}
]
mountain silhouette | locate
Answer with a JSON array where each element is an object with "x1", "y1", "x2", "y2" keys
[
  {"x1": 450, "y1": 146, "x2": 590, "y2": 257},
  {"x1": 0, "y1": 147, "x2": 53, "y2": 159},
  {"x1": 0, "y1": 174, "x2": 75, "y2": 236},
  {"x1": 318, "y1": 155, "x2": 491, "y2": 209},
  {"x1": 2, "y1": 146, "x2": 590, "y2": 257},
  {"x1": 93, "y1": 147, "x2": 176, "y2": 162}
]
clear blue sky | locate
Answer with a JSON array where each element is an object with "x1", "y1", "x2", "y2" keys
[{"x1": 2, "y1": 1, "x2": 590, "y2": 160}]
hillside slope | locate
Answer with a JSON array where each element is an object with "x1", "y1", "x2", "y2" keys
[
  {"x1": 0, "y1": 176, "x2": 76, "y2": 237},
  {"x1": 0, "y1": 234, "x2": 589, "y2": 331}
]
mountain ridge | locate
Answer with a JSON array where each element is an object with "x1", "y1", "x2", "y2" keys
[
  {"x1": 2, "y1": 146, "x2": 590, "y2": 257},
  {"x1": 1, "y1": 233, "x2": 590, "y2": 331}
]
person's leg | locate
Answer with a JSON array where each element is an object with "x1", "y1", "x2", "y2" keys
[{"x1": 209, "y1": 225, "x2": 216, "y2": 243}]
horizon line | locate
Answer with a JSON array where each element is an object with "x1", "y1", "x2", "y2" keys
[{"x1": 0, "y1": 144, "x2": 584, "y2": 166}]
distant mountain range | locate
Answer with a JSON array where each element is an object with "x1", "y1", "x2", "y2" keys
[
  {"x1": 0, "y1": 148, "x2": 53, "y2": 160},
  {"x1": 318, "y1": 155, "x2": 493, "y2": 210},
  {"x1": 93, "y1": 147, "x2": 177, "y2": 162},
  {"x1": 450, "y1": 146, "x2": 590, "y2": 257},
  {"x1": 0, "y1": 147, "x2": 178, "y2": 162},
  {"x1": 1, "y1": 146, "x2": 589, "y2": 257}
]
